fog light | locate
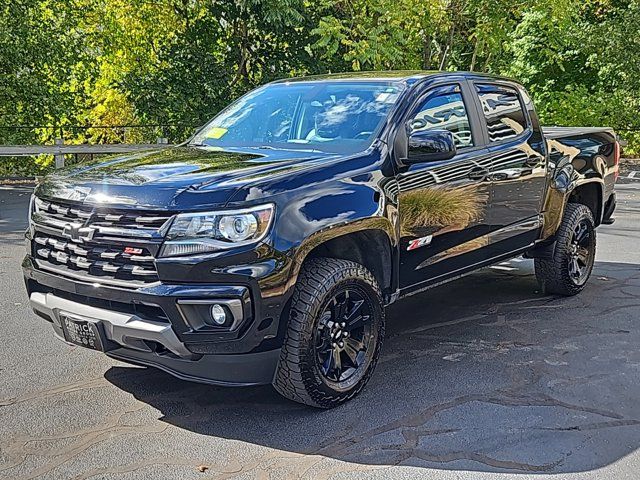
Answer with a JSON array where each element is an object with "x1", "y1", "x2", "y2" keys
[{"x1": 210, "y1": 304, "x2": 227, "y2": 325}]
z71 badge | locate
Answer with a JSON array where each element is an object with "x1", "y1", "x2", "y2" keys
[{"x1": 407, "y1": 235, "x2": 433, "y2": 251}]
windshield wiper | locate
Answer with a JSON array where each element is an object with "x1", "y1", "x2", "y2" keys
[
  {"x1": 249, "y1": 145, "x2": 325, "y2": 153},
  {"x1": 250, "y1": 145, "x2": 277, "y2": 150}
]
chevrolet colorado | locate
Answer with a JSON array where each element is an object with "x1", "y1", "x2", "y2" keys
[{"x1": 23, "y1": 72, "x2": 619, "y2": 408}]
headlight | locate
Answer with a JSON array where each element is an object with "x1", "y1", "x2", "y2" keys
[
  {"x1": 28, "y1": 195, "x2": 35, "y2": 223},
  {"x1": 160, "y1": 204, "x2": 275, "y2": 257}
]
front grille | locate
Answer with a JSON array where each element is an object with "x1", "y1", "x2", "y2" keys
[
  {"x1": 32, "y1": 197, "x2": 170, "y2": 238},
  {"x1": 31, "y1": 198, "x2": 172, "y2": 288},
  {"x1": 34, "y1": 231, "x2": 158, "y2": 285}
]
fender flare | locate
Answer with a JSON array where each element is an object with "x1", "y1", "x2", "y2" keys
[
  {"x1": 540, "y1": 173, "x2": 605, "y2": 241},
  {"x1": 287, "y1": 217, "x2": 398, "y2": 296}
]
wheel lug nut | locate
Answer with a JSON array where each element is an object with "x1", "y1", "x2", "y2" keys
[
  {"x1": 332, "y1": 342, "x2": 337, "y2": 348},
  {"x1": 340, "y1": 322, "x2": 346, "y2": 328},
  {"x1": 339, "y1": 342, "x2": 344, "y2": 348},
  {"x1": 343, "y1": 331, "x2": 348, "y2": 337}
]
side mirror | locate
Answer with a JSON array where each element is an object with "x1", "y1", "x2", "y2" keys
[{"x1": 406, "y1": 129, "x2": 457, "y2": 164}]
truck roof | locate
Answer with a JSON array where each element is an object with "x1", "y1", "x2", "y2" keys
[{"x1": 270, "y1": 70, "x2": 521, "y2": 86}]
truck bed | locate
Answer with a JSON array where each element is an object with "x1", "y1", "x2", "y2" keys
[{"x1": 542, "y1": 126, "x2": 616, "y2": 140}]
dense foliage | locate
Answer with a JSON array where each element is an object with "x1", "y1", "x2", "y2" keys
[{"x1": 2, "y1": 0, "x2": 639, "y2": 173}]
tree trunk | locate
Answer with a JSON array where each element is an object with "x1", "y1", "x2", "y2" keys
[
  {"x1": 483, "y1": 52, "x2": 492, "y2": 72},
  {"x1": 422, "y1": 35, "x2": 432, "y2": 69},
  {"x1": 439, "y1": 24, "x2": 455, "y2": 70},
  {"x1": 230, "y1": 20, "x2": 249, "y2": 88},
  {"x1": 470, "y1": 36, "x2": 481, "y2": 71}
]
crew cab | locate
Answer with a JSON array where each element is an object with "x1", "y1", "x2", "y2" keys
[{"x1": 23, "y1": 72, "x2": 619, "y2": 408}]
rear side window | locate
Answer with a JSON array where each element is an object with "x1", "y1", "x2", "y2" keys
[
  {"x1": 476, "y1": 84, "x2": 528, "y2": 142},
  {"x1": 408, "y1": 87, "x2": 473, "y2": 148}
]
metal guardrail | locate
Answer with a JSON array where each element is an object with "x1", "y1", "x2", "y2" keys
[{"x1": 0, "y1": 138, "x2": 175, "y2": 168}]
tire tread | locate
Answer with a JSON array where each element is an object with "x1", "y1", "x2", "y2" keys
[
  {"x1": 273, "y1": 258, "x2": 384, "y2": 408},
  {"x1": 535, "y1": 203, "x2": 596, "y2": 296}
]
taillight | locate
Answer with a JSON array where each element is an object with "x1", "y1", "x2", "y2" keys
[{"x1": 614, "y1": 140, "x2": 620, "y2": 181}]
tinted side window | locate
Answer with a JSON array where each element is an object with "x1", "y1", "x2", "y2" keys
[
  {"x1": 476, "y1": 84, "x2": 528, "y2": 142},
  {"x1": 409, "y1": 89, "x2": 473, "y2": 148}
]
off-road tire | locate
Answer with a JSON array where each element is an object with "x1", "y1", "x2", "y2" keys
[
  {"x1": 535, "y1": 203, "x2": 597, "y2": 296},
  {"x1": 273, "y1": 258, "x2": 385, "y2": 408}
]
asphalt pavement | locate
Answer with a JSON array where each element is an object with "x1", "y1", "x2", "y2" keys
[{"x1": 1, "y1": 175, "x2": 639, "y2": 480}]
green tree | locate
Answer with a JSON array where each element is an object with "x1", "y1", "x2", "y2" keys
[
  {"x1": 0, "y1": 0, "x2": 96, "y2": 144},
  {"x1": 3, "y1": 0, "x2": 640, "y2": 175},
  {"x1": 122, "y1": 0, "x2": 329, "y2": 136}
]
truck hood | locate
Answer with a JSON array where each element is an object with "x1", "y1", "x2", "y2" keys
[{"x1": 36, "y1": 146, "x2": 332, "y2": 210}]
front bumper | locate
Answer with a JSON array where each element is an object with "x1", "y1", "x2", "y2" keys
[
  {"x1": 23, "y1": 255, "x2": 284, "y2": 353},
  {"x1": 23, "y1": 254, "x2": 286, "y2": 386},
  {"x1": 28, "y1": 289, "x2": 280, "y2": 386}
]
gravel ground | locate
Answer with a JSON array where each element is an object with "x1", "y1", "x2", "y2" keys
[{"x1": 0, "y1": 175, "x2": 639, "y2": 480}]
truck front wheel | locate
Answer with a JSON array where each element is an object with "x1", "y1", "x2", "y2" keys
[
  {"x1": 273, "y1": 258, "x2": 385, "y2": 408},
  {"x1": 535, "y1": 203, "x2": 597, "y2": 296}
]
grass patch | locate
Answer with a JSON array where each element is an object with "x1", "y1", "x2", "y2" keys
[{"x1": 400, "y1": 185, "x2": 488, "y2": 237}]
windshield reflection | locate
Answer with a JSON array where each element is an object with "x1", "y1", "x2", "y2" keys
[{"x1": 191, "y1": 81, "x2": 405, "y2": 154}]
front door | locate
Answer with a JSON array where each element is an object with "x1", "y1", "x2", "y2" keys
[{"x1": 397, "y1": 83, "x2": 493, "y2": 290}]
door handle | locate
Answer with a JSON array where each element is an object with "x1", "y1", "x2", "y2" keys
[{"x1": 468, "y1": 167, "x2": 489, "y2": 181}]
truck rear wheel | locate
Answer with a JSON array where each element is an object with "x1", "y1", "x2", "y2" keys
[
  {"x1": 535, "y1": 203, "x2": 597, "y2": 296},
  {"x1": 273, "y1": 258, "x2": 384, "y2": 408}
]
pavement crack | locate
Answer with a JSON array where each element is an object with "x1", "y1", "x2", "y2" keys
[
  {"x1": 410, "y1": 449, "x2": 562, "y2": 472},
  {"x1": 0, "y1": 377, "x2": 108, "y2": 408},
  {"x1": 305, "y1": 390, "x2": 631, "y2": 475},
  {"x1": 537, "y1": 419, "x2": 640, "y2": 432},
  {"x1": 70, "y1": 458, "x2": 202, "y2": 480},
  {"x1": 0, "y1": 405, "x2": 167, "y2": 480}
]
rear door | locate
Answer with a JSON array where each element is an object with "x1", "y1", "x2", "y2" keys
[
  {"x1": 397, "y1": 82, "x2": 495, "y2": 290},
  {"x1": 472, "y1": 82, "x2": 548, "y2": 252}
]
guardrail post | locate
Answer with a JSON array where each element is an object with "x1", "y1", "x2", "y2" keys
[{"x1": 54, "y1": 138, "x2": 65, "y2": 169}]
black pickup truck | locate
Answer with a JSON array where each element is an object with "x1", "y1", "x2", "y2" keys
[{"x1": 23, "y1": 72, "x2": 619, "y2": 408}]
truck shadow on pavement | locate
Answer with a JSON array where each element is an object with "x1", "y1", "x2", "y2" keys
[{"x1": 105, "y1": 258, "x2": 640, "y2": 476}]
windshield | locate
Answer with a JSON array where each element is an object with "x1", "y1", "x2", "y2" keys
[{"x1": 190, "y1": 81, "x2": 405, "y2": 154}]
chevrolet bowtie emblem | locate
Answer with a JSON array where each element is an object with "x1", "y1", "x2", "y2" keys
[{"x1": 62, "y1": 224, "x2": 96, "y2": 243}]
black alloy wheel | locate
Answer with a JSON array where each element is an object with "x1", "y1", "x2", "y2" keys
[
  {"x1": 535, "y1": 203, "x2": 597, "y2": 296},
  {"x1": 567, "y1": 218, "x2": 596, "y2": 286},
  {"x1": 273, "y1": 258, "x2": 385, "y2": 408},
  {"x1": 314, "y1": 288, "x2": 375, "y2": 386}
]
